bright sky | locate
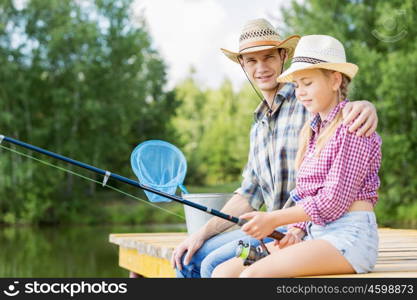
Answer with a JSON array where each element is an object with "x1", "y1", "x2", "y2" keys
[{"x1": 131, "y1": 0, "x2": 291, "y2": 90}]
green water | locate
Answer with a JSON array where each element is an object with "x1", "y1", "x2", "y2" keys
[{"x1": 0, "y1": 224, "x2": 186, "y2": 277}]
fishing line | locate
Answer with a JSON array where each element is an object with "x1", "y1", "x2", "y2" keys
[
  {"x1": 0, "y1": 144, "x2": 185, "y2": 220},
  {"x1": 0, "y1": 135, "x2": 286, "y2": 240}
]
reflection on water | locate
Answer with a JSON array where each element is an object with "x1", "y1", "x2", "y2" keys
[{"x1": 0, "y1": 224, "x2": 186, "y2": 277}]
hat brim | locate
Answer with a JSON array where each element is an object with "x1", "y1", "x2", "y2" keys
[
  {"x1": 220, "y1": 35, "x2": 300, "y2": 64},
  {"x1": 277, "y1": 61, "x2": 359, "y2": 82}
]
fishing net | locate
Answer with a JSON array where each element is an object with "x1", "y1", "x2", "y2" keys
[{"x1": 130, "y1": 140, "x2": 187, "y2": 203}]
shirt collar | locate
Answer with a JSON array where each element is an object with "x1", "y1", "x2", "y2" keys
[
  {"x1": 254, "y1": 83, "x2": 295, "y2": 121},
  {"x1": 310, "y1": 99, "x2": 349, "y2": 133}
]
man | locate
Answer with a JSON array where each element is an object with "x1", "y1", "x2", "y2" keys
[{"x1": 171, "y1": 18, "x2": 378, "y2": 278}]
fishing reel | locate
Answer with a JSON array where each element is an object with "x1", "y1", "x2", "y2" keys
[{"x1": 235, "y1": 240, "x2": 270, "y2": 266}]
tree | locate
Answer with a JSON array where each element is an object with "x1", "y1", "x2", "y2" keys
[{"x1": 0, "y1": 0, "x2": 177, "y2": 224}]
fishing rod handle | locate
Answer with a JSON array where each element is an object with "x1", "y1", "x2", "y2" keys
[{"x1": 237, "y1": 218, "x2": 285, "y2": 241}]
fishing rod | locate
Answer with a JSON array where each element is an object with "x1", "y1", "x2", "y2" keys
[{"x1": 0, "y1": 134, "x2": 285, "y2": 241}]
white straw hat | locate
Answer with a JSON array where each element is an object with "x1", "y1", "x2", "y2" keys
[
  {"x1": 221, "y1": 18, "x2": 300, "y2": 64},
  {"x1": 277, "y1": 35, "x2": 358, "y2": 82}
]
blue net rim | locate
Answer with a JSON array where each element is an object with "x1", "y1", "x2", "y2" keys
[{"x1": 130, "y1": 140, "x2": 187, "y2": 187}]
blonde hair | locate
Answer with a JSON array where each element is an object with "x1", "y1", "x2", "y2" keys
[{"x1": 294, "y1": 70, "x2": 351, "y2": 170}]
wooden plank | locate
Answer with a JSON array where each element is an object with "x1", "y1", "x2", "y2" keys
[
  {"x1": 110, "y1": 233, "x2": 187, "y2": 260},
  {"x1": 110, "y1": 228, "x2": 417, "y2": 278},
  {"x1": 119, "y1": 247, "x2": 176, "y2": 278}
]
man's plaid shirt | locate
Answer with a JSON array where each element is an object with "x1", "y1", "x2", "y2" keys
[{"x1": 235, "y1": 83, "x2": 308, "y2": 211}]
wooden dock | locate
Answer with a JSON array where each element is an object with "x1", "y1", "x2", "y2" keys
[{"x1": 109, "y1": 228, "x2": 417, "y2": 278}]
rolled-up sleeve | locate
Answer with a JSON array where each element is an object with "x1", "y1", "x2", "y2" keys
[{"x1": 301, "y1": 126, "x2": 381, "y2": 225}]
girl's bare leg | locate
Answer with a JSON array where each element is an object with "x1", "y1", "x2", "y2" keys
[
  {"x1": 212, "y1": 241, "x2": 280, "y2": 277},
  {"x1": 211, "y1": 257, "x2": 246, "y2": 278},
  {"x1": 239, "y1": 239, "x2": 355, "y2": 278}
]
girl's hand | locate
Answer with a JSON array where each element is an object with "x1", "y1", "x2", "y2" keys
[
  {"x1": 239, "y1": 211, "x2": 277, "y2": 240},
  {"x1": 274, "y1": 227, "x2": 305, "y2": 249}
]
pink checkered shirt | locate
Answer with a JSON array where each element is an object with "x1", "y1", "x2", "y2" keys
[{"x1": 290, "y1": 100, "x2": 382, "y2": 232}]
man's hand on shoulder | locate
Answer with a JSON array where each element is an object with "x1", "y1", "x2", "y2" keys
[{"x1": 342, "y1": 100, "x2": 378, "y2": 137}]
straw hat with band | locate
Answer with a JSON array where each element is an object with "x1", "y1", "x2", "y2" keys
[
  {"x1": 277, "y1": 35, "x2": 358, "y2": 83},
  {"x1": 221, "y1": 18, "x2": 300, "y2": 64}
]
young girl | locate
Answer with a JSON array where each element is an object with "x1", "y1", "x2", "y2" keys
[{"x1": 211, "y1": 35, "x2": 382, "y2": 278}]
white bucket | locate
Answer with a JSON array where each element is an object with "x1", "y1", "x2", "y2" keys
[{"x1": 182, "y1": 193, "x2": 233, "y2": 234}]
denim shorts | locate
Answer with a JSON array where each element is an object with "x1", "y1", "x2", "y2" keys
[{"x1": 303, "y1": 211, "x2": 379, "y2": 274}]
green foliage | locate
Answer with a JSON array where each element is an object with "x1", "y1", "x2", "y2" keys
[
  {"x1": 100, "y1": 202, "x2": 185, "y2": 225},
  {"x1": 0, "y1": 0, "x2": 177, "y2": 224}
]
